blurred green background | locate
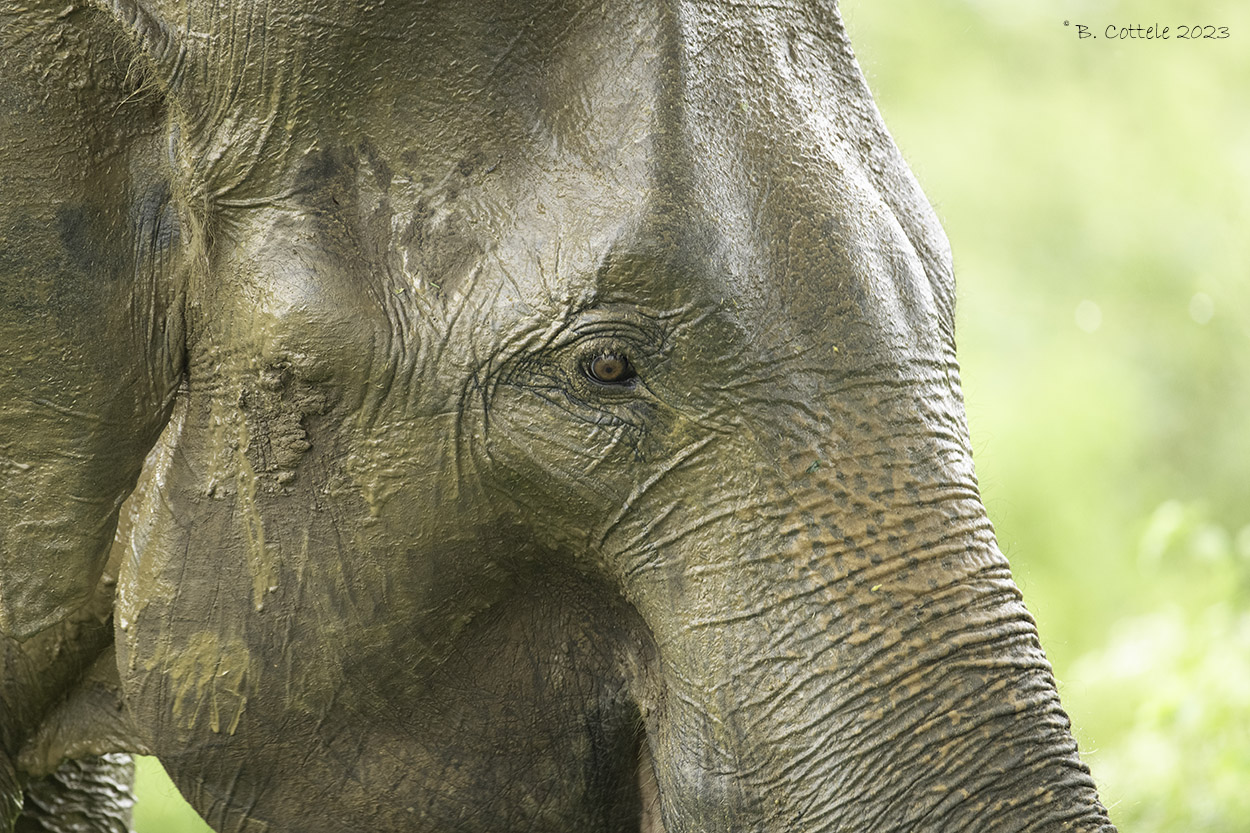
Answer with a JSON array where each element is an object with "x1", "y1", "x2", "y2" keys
[
  {"x1": 842, "y1": 0, "x2": 1250, "y2": 830},
  {"x1": 131, "y1": 1, "x2": 1250, "y2": 830}
]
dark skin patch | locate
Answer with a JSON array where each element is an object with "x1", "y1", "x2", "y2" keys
[{"x1": 56, "y1": 205, "x2": 123, "y2": 284}]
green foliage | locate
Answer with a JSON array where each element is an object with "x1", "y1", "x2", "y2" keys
[
  {"x1": 132, "y1": 1, "x2": 1248, "y2": 830},
  {"x1": 1066, "y1": 604, "x2": 1250, "y2": 831}
]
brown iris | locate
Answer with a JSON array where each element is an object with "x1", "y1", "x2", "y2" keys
[{"x1": 586, "y1": 352, "x2": 636, "y2": 385}]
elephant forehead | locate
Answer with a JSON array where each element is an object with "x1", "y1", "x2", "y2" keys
[
  {"x1": 213, "y1": 158, "x2": 931, "y2": 424},
  {"x1": 211, "y1": 33, "x2": 942, "y2": 378}
]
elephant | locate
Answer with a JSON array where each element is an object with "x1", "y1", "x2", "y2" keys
[{"x1": 1, "y1": 0, "x2": 1117, "y2": 831}]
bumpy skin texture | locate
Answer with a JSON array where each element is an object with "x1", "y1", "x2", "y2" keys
[
  {"x1": 2, "y1": 1, "x2": 1117, "y2": 832},
  {"x1": 15, "y1": 756, "x2": 133, "y2": 833}
]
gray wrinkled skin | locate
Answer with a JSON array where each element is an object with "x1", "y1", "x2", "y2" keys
[
  {"x1": 15, "y1": 757, "x2": 133, "y2": 833},
  {"x1": 1, "y1": 1, "x2": 1117, "y2": 831}
]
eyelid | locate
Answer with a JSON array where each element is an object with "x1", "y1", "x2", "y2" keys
[{"x1": 566, "y1": 308, "x2": 663, "y2": 346}]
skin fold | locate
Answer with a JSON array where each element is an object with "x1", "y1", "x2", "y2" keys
[{"x1": 1, "y1": 1, "x2": 1117, "y2": 831}]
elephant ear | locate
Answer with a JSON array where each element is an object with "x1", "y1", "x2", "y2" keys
[{"x1": 0, "y1": 2, "x2": 183, "y2": 638}]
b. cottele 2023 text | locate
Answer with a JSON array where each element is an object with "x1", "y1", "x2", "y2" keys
[{"x1": 1073, "y1": 23, "x2": 1231, "y2": 40}]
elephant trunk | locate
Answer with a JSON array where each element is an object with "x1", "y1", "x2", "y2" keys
[{"x1": 626, "y1": 490, "x2": 1114, "y2": 832}]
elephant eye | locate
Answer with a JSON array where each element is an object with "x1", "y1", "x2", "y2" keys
[{"x1": 585, "y1": 352, "x2": 636, "y2": 386}]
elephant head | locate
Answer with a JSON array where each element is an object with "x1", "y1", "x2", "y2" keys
[{"x1": 0, "y1": 0, "x2": 1116, "y2": 831}]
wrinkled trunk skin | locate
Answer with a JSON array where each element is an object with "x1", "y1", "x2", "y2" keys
[
  {"x1": 1, "y1": 0, "x2": 1117, "y2": 831},
  {"x1": 622, "y1": 419, "x2": 1108, "y2": 831},
  {"x1": 572, "y1": 264, "x2": 1112, "y2": 830}
]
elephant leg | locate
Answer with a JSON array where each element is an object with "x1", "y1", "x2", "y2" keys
[
  {"x1": 2, "y1": 602, "x2": 145, "y2": 833},
  {"x1": 13, "y1": 755, "x2": 134, "y2": 833}
]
